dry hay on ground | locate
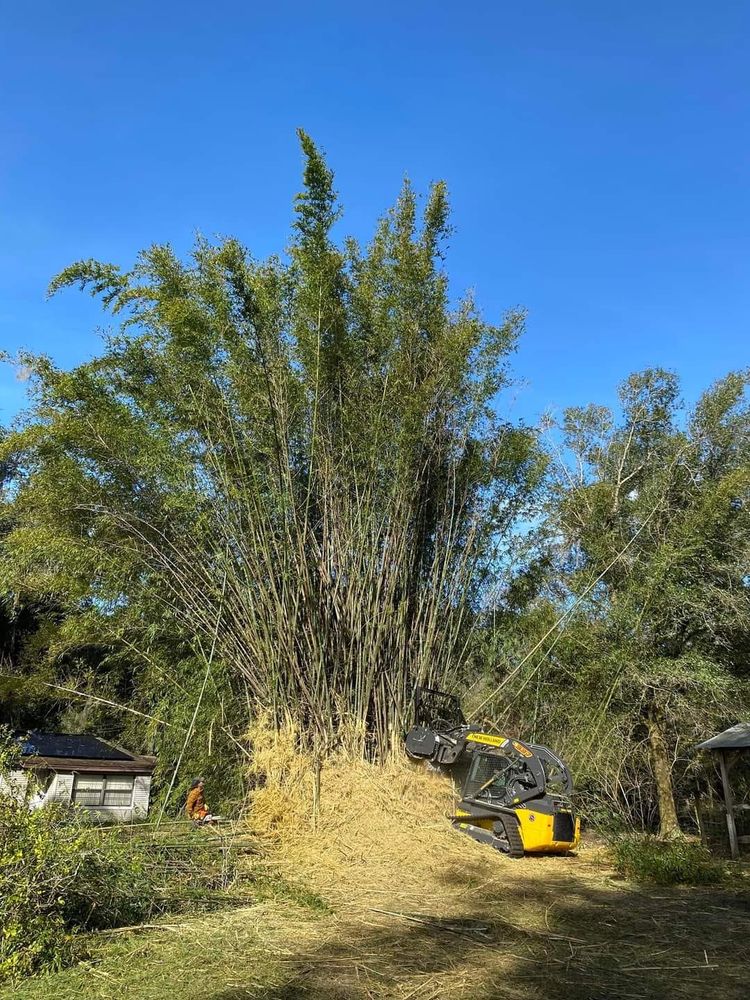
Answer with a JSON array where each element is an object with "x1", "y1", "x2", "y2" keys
[
  {"x1": 6, "y1": 733, "x2": 748, "y2": 1000},
  {"x1": 245, "y1": 719, "x2": 490, "y2": 905},
  {"x1": 246, "y1": 719, "x2": 596, "y2": 909},
  {"x1": 241, "y1": 725, "x2": 750, "y2": 1000}
]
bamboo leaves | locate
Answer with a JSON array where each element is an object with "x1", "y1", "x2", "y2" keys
[{"x1": 2, "y1": 132, "x2": 541, "y2": 757}]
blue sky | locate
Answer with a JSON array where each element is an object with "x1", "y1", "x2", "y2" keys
[{"x1": 1, "y1": 2, "x2": 748, "y2": 426}]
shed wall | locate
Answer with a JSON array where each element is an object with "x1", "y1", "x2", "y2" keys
[
  {"x1": 3, "y1": 769, "x2": 152, "y2": 821},
  {"x1": 1, "y1": 770, "x2": 29, "y2": 800}
]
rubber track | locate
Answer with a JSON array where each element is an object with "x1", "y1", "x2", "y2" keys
[{"x1": 495, "y1": 816, "x2": 525, "y2": 858}]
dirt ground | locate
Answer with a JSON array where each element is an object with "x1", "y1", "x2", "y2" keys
[{"x1": 5, "y1": 759, "x2": 750, "y2": 1000}]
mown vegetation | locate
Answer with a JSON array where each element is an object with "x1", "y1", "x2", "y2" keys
[{"x1": 1, "y1": 131, "x2": 748, "y2": 846}]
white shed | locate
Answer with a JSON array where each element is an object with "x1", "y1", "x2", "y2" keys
[{"x1": 9, "y1": 732, "x2": 157, "y2": 822}]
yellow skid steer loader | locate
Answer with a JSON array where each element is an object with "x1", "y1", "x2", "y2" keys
[{"x1": 405, "y1": 687, "x2": 580, "y2": 857}]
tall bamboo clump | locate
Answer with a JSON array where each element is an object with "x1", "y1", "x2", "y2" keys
[{"x1": 2, "y1": 132, "x2": 543, "y2": 755}]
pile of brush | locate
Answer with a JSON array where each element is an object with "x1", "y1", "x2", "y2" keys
[{"x1": 243, "y1": 717, "x2": 508, "y2": 912}]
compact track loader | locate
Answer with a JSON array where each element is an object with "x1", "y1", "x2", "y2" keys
[{"x1": 405, "y1": 687, "x2": 580, "y2": 857}]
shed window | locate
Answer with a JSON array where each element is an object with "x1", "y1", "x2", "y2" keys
[
  {"x1": 73, "y1": 774, "x2": 104, "y2": 806},
  {"x1": 73, "y1": 774, "x2": 134, "y2": 808},
  {"x1": 103, "y1": 775, "x2": 134, "y2": 807}
]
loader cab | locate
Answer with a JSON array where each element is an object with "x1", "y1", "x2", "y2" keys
[
  {"x1": 464, "y1": 748, "x2": 511, "y2": 801},
  {"x1": 456, "y1": 741, "x2": 580, "y2": 856},
  {"x1": 462, "y1": 745, "x2": 542, "y2": 808}
]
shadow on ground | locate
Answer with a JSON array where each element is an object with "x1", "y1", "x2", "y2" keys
[{"x1": 207, "y1": 856, "x2": 750, "y2": 1000}]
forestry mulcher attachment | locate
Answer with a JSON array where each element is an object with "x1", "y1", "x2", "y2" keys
[{"x1": 405, "y1": 687, "x2": 580, "y2": 857}]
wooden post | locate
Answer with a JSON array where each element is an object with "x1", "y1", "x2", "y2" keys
[{"x1": 718, "y1": 750, "x2": 740, "y2": 861}]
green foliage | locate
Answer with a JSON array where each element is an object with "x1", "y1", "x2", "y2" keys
[
  {"x1": 487, "y1": 367, "x2": 750, "y2": 833},
  {"x1": 0, "y1": 132, "x2": 542, "y2": 762},
  {"x1": 612, "y1": 836, "x2": 726, "y2": 886},
  {"x1": 0, "y1": 732, "x2": 245, "y2": 983},
  {"x1": 0, "y1": 736, "x2": 152, "y2": 980}
]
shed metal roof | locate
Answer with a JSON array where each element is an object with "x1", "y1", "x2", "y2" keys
[
  {"x1": 21, "y1": 755, "x2": 156, "y2": 775},
  {"x1": 20, "y1": 732, "x2": 134, "y2": 761},
  {"x1": 696, "y1": 723, "x2": 750, "y2": 751}
]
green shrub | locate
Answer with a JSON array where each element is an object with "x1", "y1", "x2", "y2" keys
[
  {"x1": 0, "y1": 733, "x2": 157, "y2": 981},
  {"x1": 0, "y1": 731, "x2": 247, "y2": 984},
  {"x1": 0, "y1": 798, "x2": 157, "y2": 981},
  {"x1": 612, "y1": 835, "x2": 727, "y2": 886},
  {"x1": 573, "y1": 788, "x2": 630, "y2": 836}
]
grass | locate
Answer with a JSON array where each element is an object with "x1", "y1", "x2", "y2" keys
[
  {"x1": 243, "y1": 863, "x2": 332, "y2": 915},
  {"x1": 612, "y1": 834, "x2": 728, "y2": 885},
  {"x1": 4, "y1": 754, "x2": 750, "y2": 1000}
]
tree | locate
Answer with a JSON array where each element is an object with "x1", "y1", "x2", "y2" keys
[
  {"x1": 0, "y1": 427, "x2": 60, "y2": 730},
  {"x1": 0, "y1": 132, "x2": 543, "y2": 762},
  {"x1": 506, "y1": 369, "x2": 750, "y2": 834}
]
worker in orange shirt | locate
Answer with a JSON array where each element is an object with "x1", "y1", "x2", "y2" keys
[{"x1": 185, "y1": 777, "x2": 211, "y2": 824}]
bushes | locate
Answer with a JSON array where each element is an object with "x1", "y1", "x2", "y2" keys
[
  {"x1": 0, "y1": 799, "x2": 155, "y2": 981},
  {"x1": 612, "y1": 835, "x2": 727, "y2": 886},
  {"x1": 0, "y1": 730, "x2": 154, "y2": 980}
]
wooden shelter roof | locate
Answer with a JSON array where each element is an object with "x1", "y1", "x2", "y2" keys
[
  {"x1": 20, "y1": 754, "x2": 156, "y2": 774},
  {"x1": 696, "y1": 723, "x2": 750, "y2": 751}
]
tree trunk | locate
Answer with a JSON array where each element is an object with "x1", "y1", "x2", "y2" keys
[{"x1": 646, "y1": 703, "x2": 681, "y2": 838}]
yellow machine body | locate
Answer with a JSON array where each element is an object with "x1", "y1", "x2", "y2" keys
[
  {"x1": 516, "y1": 807, "x2": 580, "y2": 853},
  {"x1": 454, "y1": 806, "x2": 579, "y2": 854},
  {"x1": 405, "y1": 686, "x2": 580, "y2": 858}
]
